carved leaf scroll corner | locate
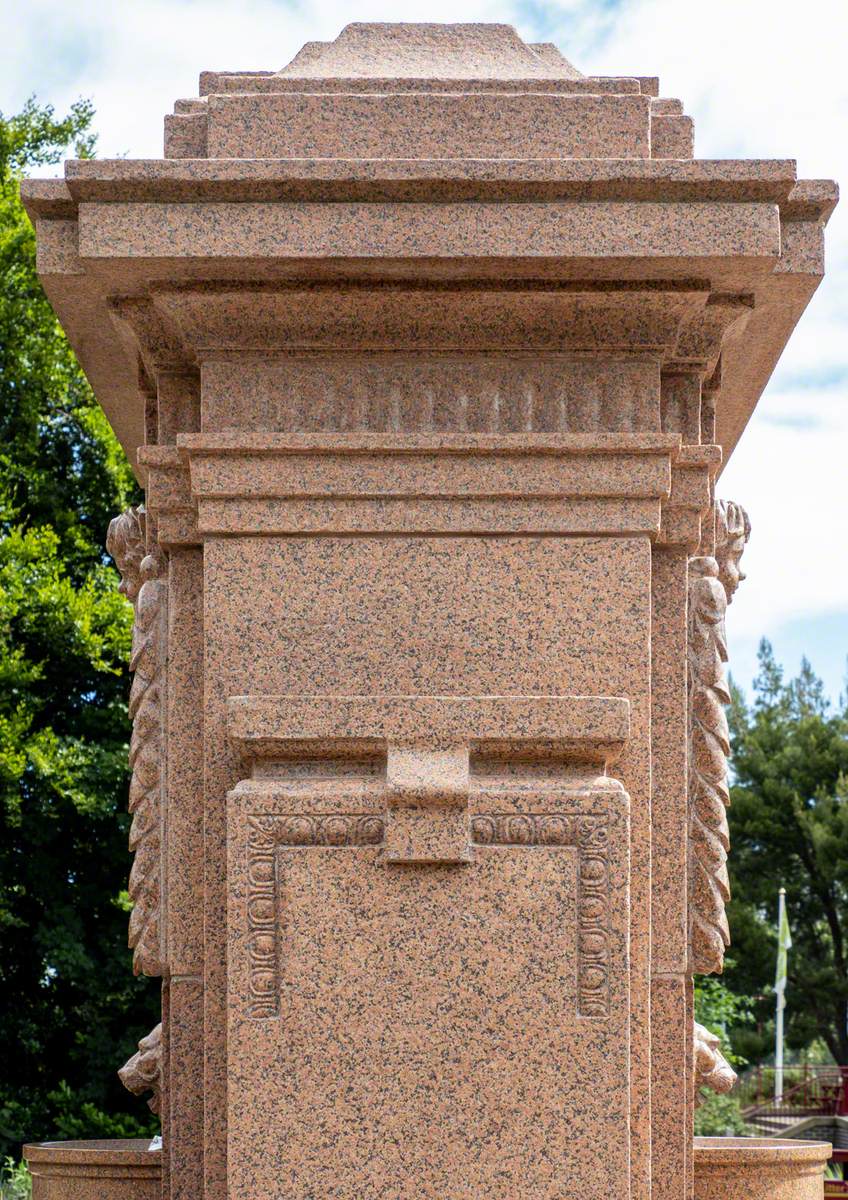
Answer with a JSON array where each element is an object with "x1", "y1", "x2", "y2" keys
[{"x1": 688, "y1": 499, "x2": 750, "y2": 976}]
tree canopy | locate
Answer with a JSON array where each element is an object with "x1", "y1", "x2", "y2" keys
[
  {"x1": 0, "y1": 97, "x2": 155, "y2": 1160},
  {"x1": 726, "y1": 641, "x2": 848, "y2": 1065}
]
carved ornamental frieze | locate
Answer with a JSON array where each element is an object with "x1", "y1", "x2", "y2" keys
[{"x1": 687, "y1": 499, "x2": 750, "y2": 975}]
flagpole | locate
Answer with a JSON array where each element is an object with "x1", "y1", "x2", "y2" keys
[{"x1": 776, "y1": 887, "x2": 787, "y2": 1103}]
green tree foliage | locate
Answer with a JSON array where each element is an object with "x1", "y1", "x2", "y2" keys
[
  {"x1": 0, "y1": 98, "x2": 155, "y2": 1160},
  {"x1": 693, "y1": 970, "x2": 754, "y2": 1135},
  {"x1": 693, "y1": 1089, "x2": 749, "y2": 1138},
  {"x1": 695, "y1": 970, "x2": 754, "y2": 1068},
  {"x1": 0, "y1": 1155, "x2": 31, "y2": 1200},
  {"x1": 727, "y1": 641, "x2": 848, "y2": 1065}
]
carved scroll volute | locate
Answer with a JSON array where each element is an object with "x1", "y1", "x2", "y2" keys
[
  {"x1": 688, "y1": 499, "x2": 749, "y2": 975},
  {"x1": 107, "y1": 506, "x2": 168, "y2": 977}
]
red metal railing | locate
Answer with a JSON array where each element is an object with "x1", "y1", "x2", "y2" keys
[{"x1": 740, "y1": 1065, "x2": 848, "y2": 1121}]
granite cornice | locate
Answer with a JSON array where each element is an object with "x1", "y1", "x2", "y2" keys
[
  {"x1": 670, "y1": 294, "x2": 754, "y2": 377},
  {"x1": 146, "y1": 282, "x2": 732, "y2": 361},
  {"x1": 26, "y1": 164, "x2": 834, "y2": 241},
  {"x1": 210, "y1": 60, "x2": 650, "y2": 93},
  {"x1": 109, "y1": 295, "x2": 197, "y2": 375},
  {"x1": 173, "y1": 431, "x2": 683, "y2": 454},
  {"x1": 200, "y1": 75, "x2": 642, "y2": 94},
  {"x1": 19, "y1": 163, "x2": 835, "y2": 481},
  {"x1": 138, "y1": 432, "x2": 719, "y2": 545},
  {"x1": 19, "y1": 177, "x2": 76, "y2": 219},
  {"x1": 56, "y1": 158, "x2": 806, "y2": 209},
  {"x1": 782, "y1": 179, "x2": 839, "y2": 224},
  {"x1": 74, "y1": 198, "x2": 782, "y2": 271}
]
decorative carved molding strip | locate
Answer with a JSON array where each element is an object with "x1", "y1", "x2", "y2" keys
[
  {"x1": 471, "y1": 813, "x2": 577, "y2": 845},
  {"x1": 472, "y1": 813, "x2": 611, "y2": 1017},
  {"x1": 249, "y1": 812, "x2": 386, "y2": 848},
  {"x1": 245, "y1": 816, "x2": 279, "y2": 1020},
  {"x1": 107, "y1": 506, "x2": 168, "y2": 977},
  {"x1": 688, "y1": 498, "x2": 749, "y2": 975},
  {"x1": 245, "y1": 809, "x2": 611, "y2": 1019},
  {"x1": 201, "y1": 354, "x2": 660, "y2": 436},
  {"x1": 575, "y1": 818, "x2": 613, "y2": 1019},
  {"x1": 118, "y1": 1021, "x2": 163, "y2": 1114},
  {"x1": 245, "y1": 813, "x2": 385, "y2": 1017}
]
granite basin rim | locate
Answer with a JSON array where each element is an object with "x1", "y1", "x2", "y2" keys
[
  {"x1": 694, "y1": 1136, "x2": 832, "y2": 1166},
  {"x1": 24, "y1": 1139, "x2": 162, "y2": 1167}
]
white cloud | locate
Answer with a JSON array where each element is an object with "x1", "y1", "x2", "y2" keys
[
  {"x1": 721, "y1": 380, "x2": 848, "y2": 639},
  {"x1": 2, "y1": 0, "x2": 846, "y2": 683},
  {"x1": 1, "y1": 0, "x2": 518, "y2": 159}
]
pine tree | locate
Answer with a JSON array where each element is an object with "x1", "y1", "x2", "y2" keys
[{"x1": 726, "y1": 640, "x2": 848, "y2": 1064}]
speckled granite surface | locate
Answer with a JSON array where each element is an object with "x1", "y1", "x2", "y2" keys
[
  {"x1": 20, "y1": 18, "x2": 837, "y2": 1200},
  {"x1": 24, "y1": 1142, "x2": 161, "y2": 1200},
  {"x1": 693, "y1": 1139, "x2": 831, "y2": 1200}
]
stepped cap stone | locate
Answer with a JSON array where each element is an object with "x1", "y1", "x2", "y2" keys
[
  {"x1": 170, "y1": 23, "x2": 653, "y2": 161},
  {"x1": 275, "y1": 22, "x2": 584, "y2": 79}
]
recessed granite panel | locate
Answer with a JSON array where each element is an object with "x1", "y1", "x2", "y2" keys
[
  {"x1": 205, "y1": 533, "x2": 651, "y2": 1198},
  {"x1": 227, "y1": 786, "x2": 630, "y2": 1199}
]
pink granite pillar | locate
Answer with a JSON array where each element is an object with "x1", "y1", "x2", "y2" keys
[{"x1": 22, "y1": 22, "x2": 836, "y2": 1200}]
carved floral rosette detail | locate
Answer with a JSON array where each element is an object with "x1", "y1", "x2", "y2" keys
[
  {"x1": 107, "y1": 507, "x2": 168, "y2": 978},
  {"x1": 688, "y1": 499, "x2": 749, "y2": 975},
  {"x1": 118, "y1": 1021, "x2": 163, "y2": 1114}
]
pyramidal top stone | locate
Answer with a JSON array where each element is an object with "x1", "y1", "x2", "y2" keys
[
  {"x1": 165, "y1": 22, "x2": 676, "y2": 162},
  {"x1": 275, "y1": 22, "x2": 585, "y2": 79}
]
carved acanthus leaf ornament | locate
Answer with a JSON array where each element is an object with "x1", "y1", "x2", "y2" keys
[
  {"x1": 688, "y1": 499, "x2": 750, "y2": 975},
  {"x1": 107, "y1": 506, "x2": 168, "y2": 977}
]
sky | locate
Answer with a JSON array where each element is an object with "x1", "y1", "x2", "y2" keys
[{"x1": 1, "y1": 0, "x2": 846, "y2": 705}]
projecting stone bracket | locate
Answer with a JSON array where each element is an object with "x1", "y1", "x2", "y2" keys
[
  {"x1": 384, "y1": 742, "x2": 471, "y2": 865},
  {"x1": 226, "y1": 693, "x2": 630, "y2": 868}
]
